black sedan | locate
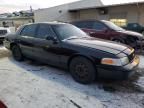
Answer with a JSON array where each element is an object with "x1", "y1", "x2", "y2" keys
[{"x1": 4, "y1": 22, "x2": 139, "y2": 84}]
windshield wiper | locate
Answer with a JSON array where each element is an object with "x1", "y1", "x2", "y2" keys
[
  {"x1": 64, "y1": 36, "x2": 79, "y2": 40},
  {"x1": 63, "y1": 35, "x2": 88, "y2": 41}
]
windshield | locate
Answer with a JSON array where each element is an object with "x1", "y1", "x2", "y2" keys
[
  {"x1": 53, "y1": 24, "x2": 87, "y2": 40},
  {"x1": 102, "y1": 20, "x2": 125, "y2": 31}
]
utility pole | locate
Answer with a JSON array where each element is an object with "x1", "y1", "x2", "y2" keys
[{"x1": 30, "y1": 6, "x2": 33, "y2": 12}]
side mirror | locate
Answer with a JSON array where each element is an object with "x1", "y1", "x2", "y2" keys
[{"x1": 46, "y1": 36, "x2": 58, "y2": 44}]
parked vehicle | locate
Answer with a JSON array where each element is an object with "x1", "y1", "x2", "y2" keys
[
  {"x1": 71, "y1": 20, "x2": 144, "y2": 49},
  {"x1": 0, "y1": 27, "x2": 10, "y2": 43},
  {"x1": 0, "y1": 100, "x2": 7, "y2": 108},
  {"x1": 122, "y1": 23, "x2": 144, "y2": 35},
  {"x1": 4, "y1": 22, "x2": 139, "y2": 84}
]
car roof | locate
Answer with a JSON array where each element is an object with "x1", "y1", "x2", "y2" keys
[
  {"x1": 71, "y1": 19, "x2": 106, "y2": 23},
  {"x1": 24, "y1": 22, "x2": 68, "y2": 26}
]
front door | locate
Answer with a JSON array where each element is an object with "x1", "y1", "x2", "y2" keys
[
  {"x1": 33, "y1": 24, "x2": 60, "y2": 66},
  {"x1": 89, "y1": 21, "x2": 109, "y2": 40}
]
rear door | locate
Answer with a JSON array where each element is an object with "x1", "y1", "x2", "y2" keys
[{"x1": 17, "y1": 24, "x2": 38, "y2": 57}]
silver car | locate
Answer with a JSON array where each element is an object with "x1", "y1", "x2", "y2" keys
[{"x1": 0, "y1": 27, "x2": 11, "y2": 43}]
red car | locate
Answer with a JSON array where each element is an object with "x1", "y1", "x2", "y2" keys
[
  {"x1": 71, "y1": 20, "x2": 144, "y2": 49},
  {"x1": 0, "y1": 100, "x2": 7, "y2": 108}
]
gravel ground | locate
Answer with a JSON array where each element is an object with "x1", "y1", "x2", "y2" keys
[{"x1": 0, "y1": 45, "x2": 144, "y2": 108}]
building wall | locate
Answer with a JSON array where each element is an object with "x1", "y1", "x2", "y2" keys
[
  {"x1": 34, "y1": 3, "x2": 144, "y2": 25},
  {"x1": 108, "y1": 5, "x2": 139, "y2": 23},
  {"x1": 138, "y1": 4, "x2": 144, "y2": 25},
  {"x1": 77, "y1": 4, "x2": 144, "y2": 25},
  {"x1": 0, "y1": 18, "x2": 33, "y2": 28},
  {"x1": 68, "y1": 0, "x2": 103, "y2": 11},
  {"x1": 35, "y1": 4, "x2": 75, "y2": 22},
  {"x1": 79, "y1": 9, "x2": 98, "y2": 19},
  {"x1": 13, "y1": 19, "x2": 33, "y2": 28}
]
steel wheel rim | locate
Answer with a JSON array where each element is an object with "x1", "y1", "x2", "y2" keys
[{"x1": 75, "y1": 63, "x2": 89, "y2": 79}]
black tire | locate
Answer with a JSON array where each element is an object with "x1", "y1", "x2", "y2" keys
[
  {"x1": 69, "y1": 57, "x2": 96, "y2": 84},
  {"x1": 12, "y1": 45, "x2": 23, "y2": 61}
]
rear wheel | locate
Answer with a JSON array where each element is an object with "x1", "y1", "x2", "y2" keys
[
  {"x1": 69, "y1": 57, "x2": 96, "y2": 84},
  {"x1": 12, "y1": 45, "x2": 23, "y2": 61}
]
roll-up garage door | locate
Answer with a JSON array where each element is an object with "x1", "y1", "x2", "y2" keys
[
  {"x1": 110, "y1": 12, "x2": 127, "y2": 26},
  {"x1": 110, "y1": 12, "x2": 127, "y2": 19}
]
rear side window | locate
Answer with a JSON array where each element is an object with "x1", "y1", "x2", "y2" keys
[
  {"x1": 128, "y1": 23, "x2": 139, "y2": 28},
  {"x1": 36, "y1": 24, "x2": 55, "y2": 39},
  {"x1": 73, "y1": 21, "x2": 93, "y2": 29},
  {"x1": 20, "y1": 24, "x2": 37, "y2": 37},
  {"x1": 73, "y1": 22, "x2": 84, "y2": 28}
]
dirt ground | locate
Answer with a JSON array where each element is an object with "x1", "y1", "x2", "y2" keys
[
  {"x1": 0, "y1": 46, "x2": 11, "y2": 59},
  {"x1": 0, "y1": 45, "x2": 144, "y2": 108}
]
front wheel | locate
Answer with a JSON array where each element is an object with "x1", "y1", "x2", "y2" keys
[
  {"x1": 69, "y1": 57, "x2": 96, "y2": 84},
  {"x1": 12, "y1": 45, "x2": 23, "y2": 61}
]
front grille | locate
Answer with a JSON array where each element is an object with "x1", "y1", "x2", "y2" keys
[
  {"x1": 128, "y1": 51, "x2": 135, "y2": 63},
  {"x1": 0, "y1": 30, "x2": 7, "y2": 36}
]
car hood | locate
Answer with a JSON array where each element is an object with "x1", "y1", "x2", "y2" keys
[
  {"x1": 64, "y1": 37, "x2": 128, "y2": 55},
  {"x1": 117, "y1": 30, "x2": 143, "y2": 38}
]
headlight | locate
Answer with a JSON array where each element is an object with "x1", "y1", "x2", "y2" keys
[
  {"x1": 101, "y1": 57, "x2": 129, "y2": 66},
  {"x1": 120, "y1": 57, "x2": 129, "y2": 65}
]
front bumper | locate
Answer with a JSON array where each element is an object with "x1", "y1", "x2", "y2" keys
[{"x1": 97, "y1": 56, "x2": 139, "y2": 80}]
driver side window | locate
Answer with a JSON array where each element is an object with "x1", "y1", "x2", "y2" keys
[
  {"x1": 93, "y1": 22, "x2": 107, "y2": 31},
  {"x1": 36, "y1": 24, "x2": 55, "y2": 39},
  {"x1": 133, "y1": 24, "x2": 139, "y2": 27}
]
